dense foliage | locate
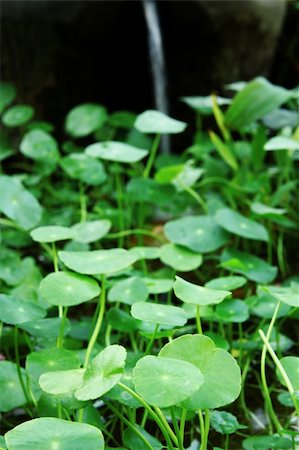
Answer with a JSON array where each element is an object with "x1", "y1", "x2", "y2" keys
[{"x1": 0, "y1": 77, "x2": 298, "y2": 450}]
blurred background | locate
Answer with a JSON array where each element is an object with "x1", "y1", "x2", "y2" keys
[{"x1": 1, "y1": 0, "x2": 298, "y2": 128}]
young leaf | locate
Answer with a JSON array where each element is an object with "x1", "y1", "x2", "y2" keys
[
  {"x1": 85, "y1": 141, "x2": 148, "y2": 163},
  {"x1": 134, "y1": 110, "x2": 187, "y2": 134},
  {"x1": 65, "y1": 103, "x2": 107, "y2": 138}
]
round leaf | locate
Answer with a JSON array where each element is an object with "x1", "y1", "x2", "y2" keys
[
  {"x1": 278, "y1": 356, "x2": 299, "y2": 390},
  {"x1": 58, "y1": 249, "x2": 137, "y2": 275},
  {"x1": 131, "y1": 302, "x2": 187, "y2": 327},
  {"x1": 242, "y1": 435, "x2": 293, "y2": 450},
  {"x1": 210, "y1": 410, "x2": 243, "y2": 435},
  {"x1": 160, "y1": 244, "x2": 203, "y2": 272},
  {"x1": 66, "y1": 103, "x2": 107, "y2": 138},
  {"x1": 133, "y1": 355, "x2": 203, "y2": 407},
  {"x1": 2, "y1": 105, "x2": 34, "y2": 127},
  {"x1": 30, "y1": 226, "x2": 74, "y2": 243},
  {"x1": 159, "y1": 334, "x2": 242, "y2": 410},
  {"x1": 86, "y1": 141, "x2": 148, "y2": 163},
  {"x1": 20, "y1": 129, "x2": 59, "y2": 162},
  {"x1": 134, "y1": 110, "x2": 187, "y2": 134},
  {"x1": 129, "y1": 246, "x2": 161, "y2": 260},
  {"x1": 108, "y1": 276, "x2": 148, "y2": 305},
  {"x1": 0, "y1": 362, "x2": 27, "y2": 412},
  {"x1": 164, "y1": 216, "x2": 229, "y2": 253},
  {"x1": 143, "y1": 277, "x2": 173, "y2": 294},
  {"x1": 71, "y1": 220, "x2": 111, "y2": 243},
  {"x1": 39, "y1": 369, "x2": 85, "y2": 395},
  {"x1": 75, "y1": 345, "x2": 127, "y2": 401},
  {"x1": 19, "y1": 318, "x2": 71, "y2": 339},
  {"x1": 39, "y1": 271, "x2": 100, "y2": 306},
  {"x1": 60, "y1": 153, "x2": 107, "y2": 185},
  {"x1": 0, "y1": 175, "x2": 42, "y2": 230},
  {"x1": 216, "y1": 208, "x2": 269, "y2": 242},
  {"x1": 205, "y1": 276, "x2": 246, "y2": 291},
  {"x1": 5, "y1": 418, "x2": 104, "y2": 450},
  {"x1": 174, "y1": 276, "x2": 231, "y2": 306},
  {"x1": 266, "y1": 283, "x2": 299, "y2": 307},
  {"x1": 0, "y1": 294, "x2": 46, "y2": 325},
  {"x1": 216, "y1": 299, "x2": 249, "y2": 323}
]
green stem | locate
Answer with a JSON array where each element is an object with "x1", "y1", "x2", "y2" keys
[
  {"x1": 14, "y1": 327, "x2": 33, "y2": 415},
  {"x1": 179, "y1": 182, "x2": 208, "y2": 213},
  {"x1": 79, "y1": 182, "x2": 87, "y2": 223},
  {"x1": 170, "y1": 406, "x2": 184, "y2": 450},
  {"x1": 57, "y1": 307, "x2": 68, "y2": 349},
  {"x1": 144, "y1": 324, "x2": 159, "y2": 355},
  {"x1": 203, "y1": 409, "x2": 210, "y2": 450},
  {"x1": 106, "y1": 402, "x2": 154, "y2": 450},
  {"x1": 143, "y1": 134, "x2": 161, "y2": 179},
  {"x1": 84, "y1": 275, "x2": 106, "y2": 368},
  {"x1": 198, "y1": 410, "x2": 205, "y2": 450},
  {"x1": 259, "y1": 329, "x2": 299, "y2": 417},
  {"x1": 179, "y1": 408, "x2": 187, "y2": 447},
  {"x1": 196, "y1": 305, "x2": 203, "y2": 334},
  {"x1": 154, "y1": 406, "x2": 179, "y2": 448},
  {"x1": 260, "y1": 301, "x2": 282, "y2": 433},
  {"x1": 52, "y1": 242, "x2": 59, "y2": 272},
  {"x1": 117, "y1": 382, "x2": 175, "y2": 449}
]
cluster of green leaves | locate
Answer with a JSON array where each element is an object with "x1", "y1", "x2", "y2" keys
[{"x1": 0, "y1": 77, "x2": 298, "y2": 450}]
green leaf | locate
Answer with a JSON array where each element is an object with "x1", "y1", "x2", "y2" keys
[
  {"x1": 30, "y1": 225, "x2": 74, "y2": 243},
  {"x1": 20, "y1": 129, "x2": 59, "y2": 162},
  {"x1": 26, "y1": 348, "x2": 80, "y2": 387},
  {"x1": 0, "y1": 175, "x2": 42, "y2": 230},
  {"x1": 107, "y1": 308, "x2": 141, "y2": 332},
  {"x1": 160, "y1": 243, "x2": 203, "y2": 272},
  {"x1": 250, "y1": 202, "x2": 286, "y2": 217},
  {"x1": 210, "y1": 410, "x2": 244, "y2": 434},
  {"x1": 0, "y1": 362, "x2": 27, "y2": 412},
  {"x1": 174, "y1": 276, "x2": 231, "y2": 306},
  {"x1": 242, "y1": 435, "x2": 293, "y2": 450},
  {"x1": 220, "y1": 248, "x2": 277, "y2": 284},
  {"x1": 60, "y1": 154, "x2": 107, "y2": 185},
  {"x1": 216, "y1": 299, "x2": 249, "y2": 323},
  {"x1": 65, "y1": 103, "x2": 107, "y2": 138},
  {"x1": 278, "y1": 356, "x2": 299, "y2": 390},
  {"x1": 264, "y1": 136, "x2": 299, "y2": 151},
  {"x1": 123, "y1": 425, "x2": 162, "y2": 450},
  {"x1": 108, "y1": 276, "x2": 148, "y2": 305},
  {"x1": 159, "y1": 334, "x2": 242, "y2": 410},
  {"x1": 58, "y1": 249, "x2": 137, "y2": 275},
  {"x1": 19, "y1": 318, "x2": 71, "y2": 339},
  {"x1": 134, "y1": 110, "x2": 187, "y2": 134},
  {"x1": 129, "y1": 246, "x2": 161, "y2": 260},
  {"x1": 39, "y1": 369, "x2": 85, "y2": 395},
  {"x1": 266, "y1": 283, "x2": 299, "y2": 307},
  {"x1": 133, "y1": 355, "x2": 203, "y2": 407},
  {"x1": 216, "y1": 208, "x2": 269, "y2": 242},
  {"x1": 205, "y1": 276, "x2": 246, "y2": 291},
  {"x1": 164, "y1": 215, "x2": 229, "y2": 253},
  {"x1": 5, "y1": 418, "x2": 104, "y2": 450},
  {"x1": 225, "y1": 77, "x2": 293, "y2": 130},
  {"x1": 0, "y1": 248, "x2": 24, "y2": 286},
  {"x1": 209, "y1": 132, "x2": 238, "y2": 171},
  {"x1": 39, "y1": 271, "x2": 100, "y2": 307},
  {"x1": 71, "y1": 220, "x2": 111, "y2": 243},
  {"x1": 181, "y1": 95, "x2": 231, "y2": 115},
  {"x1": 0, "y1": 294, "x2": 46, "y2": 325},
  {"x1": 75, "y1": 345, "x2": 127, "y2": 401},
  {"x1": 141, "y1": 277, "x2": 174, "y2": 294},
  {"x1": 131, "y1": 302, "x2": 187, "y2": 327},
  {"x1": 2, "y1": 105, "x2": 34, "y2": 127},
  {"x1": 86, "y1": 141, "x2": 148, "y2": 163},
  {"x1": 0, "y1": 82, "x2": 16, "y2": 113}
]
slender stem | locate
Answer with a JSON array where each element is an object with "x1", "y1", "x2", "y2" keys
[
  {"x1": 57, "y1": 307, "x2": 68, "y2": 349},
  {"x1": 144, "y1": 324, "x2": 159, "y2": 355},
  {"x1": 143, "y1": 134, "x2": 161, "y2": 179},
  {"x1": 260, "y1": 301, "x2": 282, "y2": 432},
  {"x1": 170, "y1": 406, "x2": 184, "y2": 450},
  {"x1": 259, "y1": 329, "x2": 299, "y2": 417},
  {"x1": 179, "y1": 182, "x2": 208, "y2": 213},
  {"x1": 79, "y1": 182, "x2": 87, "y2": 222},
  {"x1": 196, "y1": 305, "x2": 203, "y2": 334},
  {"x1": 106, "y1": 402, "x2": 154, "y2": 450},
  {"x1": 52, "y1": 242, "x2": 59, "y2": 272},
  {"x1": 14, "y1": 327, "x2": 33, "y2": 415},
  {"x1": 117, "y1": 382, "x2": 175, "y2": 449},
  {"x1": 154, "y1": 406, "x2": 179, "y2": 447},
  {"x1": 203, "y1": 409, "x2": 210, "y2": 449},
  {"x1": 180, "y1": 408, "x2": 187, "y2": 447},
  {"x1": 84, "y1": 275, "x2": 106, "y2": 368},
  {"x1": 198, "y1": 410, "x2": 205, "y2": 450}
]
